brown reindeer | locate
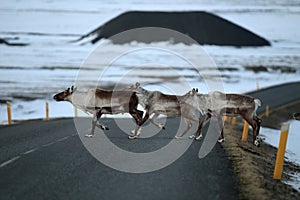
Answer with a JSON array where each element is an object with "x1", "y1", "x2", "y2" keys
[
  {"x1": 181, "y1": 89, "x2": 262, "y2": 146},
  {"x1": 128, "y1": 82, "x2": 203, "y2": 139},
  {"x1": 294, "y1": 113, "x2": 300, "y2": 120},
  {"x1": 53, "y1": 86, "x2": 143, "y2": 137}
]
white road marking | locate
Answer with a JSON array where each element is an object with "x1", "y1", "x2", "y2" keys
[
  {"x1": 56, "y1": 136, "x2": 69, "y2": 142},
  {"x1": 0, "y1": 156, "x2": 20, "y2": 168},
  {"x1": 23, "y1": 148, "x2": 38, "y2": 155},
  {"x1": 42, "y1": 141, "x2": 56, "y2": 147},
  {"x1": 1, "y1": 135, "x2": 73, "y2": 167}
]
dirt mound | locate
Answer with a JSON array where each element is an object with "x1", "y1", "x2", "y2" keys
[{"x1": 76, "y1": 11, "x2": 270, "y2": 46}]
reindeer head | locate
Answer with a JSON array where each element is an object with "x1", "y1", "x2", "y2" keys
[
  {"x1": 179, "y1": 88, "x2": 199, "y2": 104},
  {"x1": 184, "y1": 88, "x2": 198, "y2": 97},
  {"x1": 128, "y1": 82, "x2": 140, "y2": 90},
  {"x1": 53, "y1": 86, "x2": 77, "y2": 102},
  {"x1": 128, "y1": 82, "x2": 146, "y2": 94}
]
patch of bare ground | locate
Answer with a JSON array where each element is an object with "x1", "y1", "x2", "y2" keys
[{"x1": 222, "y1": 100, "x2": 300, "y2": 200}]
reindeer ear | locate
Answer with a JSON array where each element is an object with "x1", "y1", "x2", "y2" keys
[{"x1": 191, "y1": 88, "x2": 198, "y2": 94}]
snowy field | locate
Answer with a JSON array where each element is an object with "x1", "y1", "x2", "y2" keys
[{"x1": 0, "y1": 0, "x2": 300, "y2": 189}]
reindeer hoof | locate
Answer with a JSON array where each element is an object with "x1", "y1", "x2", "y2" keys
[
  {"x1": 158, "y1": 124, "x2": 165, "y2": 130},
  {"x1": 189, "y1": 135, "x2": 196, "y2": 139},
  {"x1": 218, "y1": 138, "x2": 225, "y2": 143},
  {"x1": 254, "y1": 140, "x2": 260, "y2": 147},
  {"x1": 195, "y1": 134, "x2": 203, "y2": 140},
  {"x1": 175, "y1": 135, "x2": 183, "y2": 139},
  {"x1": 128, "y1": 135, "x2": 138, "y2": 139},
  {"x1": 85, "y1": 134, "x2": 93, "y2": 138},
  {"x1": 96, "y1": 124, "x2": 109, "y2": 130}
]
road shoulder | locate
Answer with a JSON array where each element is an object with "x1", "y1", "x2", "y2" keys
[{"x1": 222, "y1": 102, "x2": 300, "y2": 199}]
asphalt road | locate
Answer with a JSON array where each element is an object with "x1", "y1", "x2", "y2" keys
[
  {"x1": 1, "y1": 81, "x2": 300, "y2": 200},
  {"x1": 0, "y1": 118, "x2": 237, "y2": 200},
  {"x1": 247, "y1": 81, "x2": 300, "y2": 114}
]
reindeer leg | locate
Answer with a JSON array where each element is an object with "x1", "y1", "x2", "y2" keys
[
  {"x1": 194, "y1": 113, "x2": 211, "y2": 140},
  {"x1": 128, "y1": 95, "x2": 143, "y2": 139},
  {"x1": 129, "y1": 109, "x2": 143, "y2": 139},
  {"x1": 254, "y1": 116, "x2": 262, "y2": 138},
  {"x1": 217, "y1": 114, "x2": 225, "y2": 143},
  {"x1": 243, "y1": 114, "x2": 260, "y2": 146},
  {"x1": 139, "y1": 111, "x2": 150, "y2": 127},
  {"x1": 96, "y1": 118, "x2": 108, "y2": 130},
  {"x1": 175, "y1": 118, "x2": 192, "y2": 139},
  {"x1": 86, "y1": 109, "x2": 102, "y2": 137},
  {"x1": 194, "y1": 120, "x2": 203, "y2": 140},
  {"x1": 151, "y1": 112, "x2": 165, "y2": 130},
  {"x1": 253, "y1": 116, "x2": 262, "y2": 146},
  {"x1": 129, "y1": 111, "x2": 150, "y2": 139},
  {"x1": 94, "y1": 110, "x2": 108, "y2": 130},
  {"x1": 137, "y1": 109, "x2": 144, "y2": 122}
]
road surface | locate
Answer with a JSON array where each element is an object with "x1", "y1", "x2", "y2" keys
[{"x1": 0, "y1": 118, "x2": 237, "y2": 200}]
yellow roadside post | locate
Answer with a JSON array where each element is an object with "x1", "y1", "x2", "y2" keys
[
  {"x1": 273, "y1": 123, "x2": 290, "y2": 180},
  {"x1": 6, "y1": 101, "x2": 12, "y2": 125},
  {"x1": 231, "y1": 117, "x2": 237, "y2": 125},
  {"x1": 265, "y1": 105, "x2": 269, "y2": 117},
  {"x1": 241, "y1": 120, "x2": 249, "y2": 142},
  {"x1": 224, "y1": 116, "x2": 229, "y2": 122},
  {"x1": 46, "y1": 102, "x2": 49, "y2": 121}
]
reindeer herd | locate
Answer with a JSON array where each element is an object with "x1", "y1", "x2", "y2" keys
[{"x1": 53, "y1": 82, "x2": 263, "y2": 146}]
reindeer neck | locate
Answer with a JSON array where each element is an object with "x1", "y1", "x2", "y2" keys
[
  {"x1": 68, "y1": 91, "x2": 89, "y2": 108},
  {"x1": 139, "y1": 87, "x2": 150, "y2": 96}
]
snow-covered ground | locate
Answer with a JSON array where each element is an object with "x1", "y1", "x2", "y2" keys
[{"x1": 0, "y1": 0, "x2": 300, "y2": 190}]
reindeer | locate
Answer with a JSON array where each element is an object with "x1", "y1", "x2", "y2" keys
[
  {"x1": 293, "y1": 113, "x2": 300, "y2": 120},
  {"x1": 181, "y1": 88, "x2": 262, "y2": 146},
  {"x1": 53, "y1": 86, "x2": 143, "y2": 137},
  {"x1": 128, "y1": 82, "x2": 204, "y2": 139}
]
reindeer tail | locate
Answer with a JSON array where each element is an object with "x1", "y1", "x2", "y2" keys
[
  {"x1": 253, "y1": 99, "x2": 262, "y2": 116},
  {"x1": 254, "y1": 99, "x2": 262, "y2": 107}
]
